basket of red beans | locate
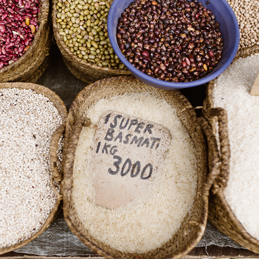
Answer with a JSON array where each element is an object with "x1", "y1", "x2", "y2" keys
[{"x1": 0, "y1": 0, "x2": 51, "y2": 82}]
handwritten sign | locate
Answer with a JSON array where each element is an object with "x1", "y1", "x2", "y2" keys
[{"x1": 91, "y1": 111, "x2": 172, "y2": 209}]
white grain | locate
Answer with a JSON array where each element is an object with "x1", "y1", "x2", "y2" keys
[
  {"x1": 0, "y1": 88, "x2": 62, "y2": 248},
  {"x1": 73, "y1": 93, "x2": 198, "y2": 253},
  {"x1": 213, "y1": 54, "x2": 259, "y2": 240}
]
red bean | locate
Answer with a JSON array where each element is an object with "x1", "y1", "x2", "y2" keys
[
  {"x1": 0, "y1": 24, "x2": 5, "y2": 33},
  {"x1": 209, "y1": 50, "x2": 214, "y2": 57},
  {"x1": 142, "y1": 50, "x2": 150, "y2": 58}
]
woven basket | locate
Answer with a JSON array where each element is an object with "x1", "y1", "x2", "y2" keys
[
  {"x1": 202, "y1": 45, "x2": 259, "y2": 253},
  {"x1": 0, "y1": 82, "x2": 67, "y2": 255},
  {"x1": 52, "y1": 0, "x2": 131, "y2": 84},
  {"x1": 0, "y1": 0, "x2": 51, "y2": 83},
  {"x1": 61, "y1": 75, "x2": 222, "y2": 259}
]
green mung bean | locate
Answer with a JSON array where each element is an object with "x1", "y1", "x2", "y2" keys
[{"x1": 56, "y1": 0, "x2": 124, "y2": 69}]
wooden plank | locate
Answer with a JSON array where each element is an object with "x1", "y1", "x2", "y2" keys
[
  {"x1": 188, "y1": 245, "x2": 259, "y2": 258},
  {"x1": 1, "y1": 246, "x2": 259, "y2": 258}
]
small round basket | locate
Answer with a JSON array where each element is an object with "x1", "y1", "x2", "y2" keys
[
  {"x1": 0, "y1": 82, "x2": 67, "y2": 255},
  {"x1": 0, "y1": 0, "x2": 52, "y2": 83},
  {"x1": 52, "y1": 0, "x2": 131, "y2": 84},
  {"x1": 202, "y1": 45, "x2": 259, "y2": 253},
  {"x1": 62, "y1": 76, "x2": 220, "y2": 259}
]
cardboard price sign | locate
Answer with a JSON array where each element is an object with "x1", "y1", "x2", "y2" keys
[{"x1": 91, "y1": 111, "x2": 172, "y2": 209}]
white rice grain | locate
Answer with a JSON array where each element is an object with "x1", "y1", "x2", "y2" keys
[
  {"x1": 213, "y1": 54, "x2": 259, "y2": 240},
  {"x1": 73, "y1": 93, "x2": 198, "y2": 253}
]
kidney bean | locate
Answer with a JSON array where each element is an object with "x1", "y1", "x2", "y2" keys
[{"x1": 0, "y1": 0, "x2": 40, "y2": 70}]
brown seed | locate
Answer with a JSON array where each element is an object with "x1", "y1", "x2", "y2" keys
[
  {"x1": 25, "y1": 17, "x2": 30, "y2": 26},
  {"x1": 187, "y1": 26, "x2": 195, "y2": 31},
  {"x1": 152, "y1": 1, "x2": 158, "y2": 5},
  {"x1": 203, "y1": 63, "x2": 208, "y2": 71},
  {"x1": 185, "y1": 57, "x2": 191, "y2": 66},
  {"x1": 29, "y1": 25, "x2": 36, "y2": 34},
  {"x1": 24, "y1": 45, "x2": 30, "y2": 52},
  {"x1": 189, "y1": 67, "x2": 196, "y2": 73},
  {"x1": 160, "y1": 63, "x2": 166, "y2": 70}
]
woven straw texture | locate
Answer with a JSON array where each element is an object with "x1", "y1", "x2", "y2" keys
[
  {"x1": 203, "y1": 45, "x2": 259, "y2": 253},
  {"x1": 52, "y1": 0, "x2": 131, "y2": 84},
  {"x1": 0, "y1": 0, "x2": 51, "y2": 83},
  {"x1": 0, "y1": 82, "x2": 67, "y2": 255},
  {"x1": 62, "y1": 75, "x2": 218, "y2": 259}
]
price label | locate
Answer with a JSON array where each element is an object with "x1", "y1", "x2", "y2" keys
[{"x1": 91, "y1": 111, "x2": 172, "y2": 209}]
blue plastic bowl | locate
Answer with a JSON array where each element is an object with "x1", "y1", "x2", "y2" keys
[{"x1": 108, "y1": 0, "x2": 240, "y2": 90}]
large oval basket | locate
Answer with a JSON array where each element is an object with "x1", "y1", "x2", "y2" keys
[
  {"x1": 0, "y1": 82, "x2": 67, "y2": 255},
  {"x1": 0, "y1": 0, "x2": 52, "y2": 83},
  {"x1": 52, "y1": 0, "x2": 131, "y2": 84},
  {"x1": 62, "y1": 76, "x2": 220, "y2": 259},
  {"x1": 202, "y1": 45, "x2": 259, "y2": 253}
]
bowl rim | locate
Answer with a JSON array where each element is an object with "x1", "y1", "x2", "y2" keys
[{"x1": 108, "y1": 0, "x2": 240, "y2": 90}]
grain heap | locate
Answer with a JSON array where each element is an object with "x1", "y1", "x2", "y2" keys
[
  {"x1": 55, "y1": 0, "x2": 125, "y2": 69},
  {"x1": 0, "y1": 88, "x2": 62, "y2": 248},
  {"x1": 226, "y1": 0, "x2": 259, "y2": 49},
  {"x1": 73, "y1": 93, "x2": 198, "y2": 253},
  {"x1": 212, "y1": 53, "x2": 259, "y2": 240}
]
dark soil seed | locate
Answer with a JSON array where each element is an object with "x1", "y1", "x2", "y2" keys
[{"x1": 117, "y1": 0, "x2": 223, "y2": 82}]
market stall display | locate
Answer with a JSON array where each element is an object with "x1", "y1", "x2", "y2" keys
[
  {"x1": 203, "y1": 45, "x2": 259, "y2": 253},
  {"x1": 0, "y1": 0, "x2": 52, "y2": 83},
  {"x1": 0, "y1": 82, "x2": 67, "y2": 255},
  {"x1": 2, "y1": 0, "x2": 259, "y2": 257}
]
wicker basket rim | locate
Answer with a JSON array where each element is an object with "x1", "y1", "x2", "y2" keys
[
  {"x1": 63, "y1": 76, "x2": 210, "y2": 259},
  {"x1": 0, "y1": 0, "x2": 49, "y2": 75},
  {"x1": 0, "y1": 82, "x2": 67, "y2": 255},
  {"x1": 205, "y1": 45, "x2": 259, "y2": 249},
  {"x1": 52, "y1": 0, "x2": 131, "y2": 74}
]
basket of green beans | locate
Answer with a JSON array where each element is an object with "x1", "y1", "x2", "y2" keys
[{"x1": 52, "y1": 0, "x2": 130, "y2": 83}]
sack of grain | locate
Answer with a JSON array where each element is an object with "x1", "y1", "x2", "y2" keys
[
  {"x1": 202, "y1": 45, "x2": 259, "y2": 253},
  {"x1": 0, "y1": 0, "x2": 52, "y2": 83},
  {"x1": 0, "y1": 83, "x2": 67, "y2": 255},
  {"x1": 62, "y1": 76, "x2": 217, "y2": 259},
  {"x1": 52, "y1": 0, "x2": 131, "y2": 84}
]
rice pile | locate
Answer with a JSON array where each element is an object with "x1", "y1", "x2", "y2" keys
[
  {"x1": 73, "y1": 92, "x2": 198, "y2": 253},
  {"x1": 0, "y1": 88, "x2": 62, "y2": 248},
  {"x1": 213, "y1": 53, "x2": 259, "y2": 240}
]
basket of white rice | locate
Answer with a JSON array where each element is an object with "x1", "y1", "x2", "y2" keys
[
  {"x1": 62, "y1": 76, "x2": 217, "y2": 259},
  {"x1": 202, "y1": 45, "x2": 259, "y2": 253},
  {"x1": 0, "y1": 82, "x2": 67, "y2": 255}
]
